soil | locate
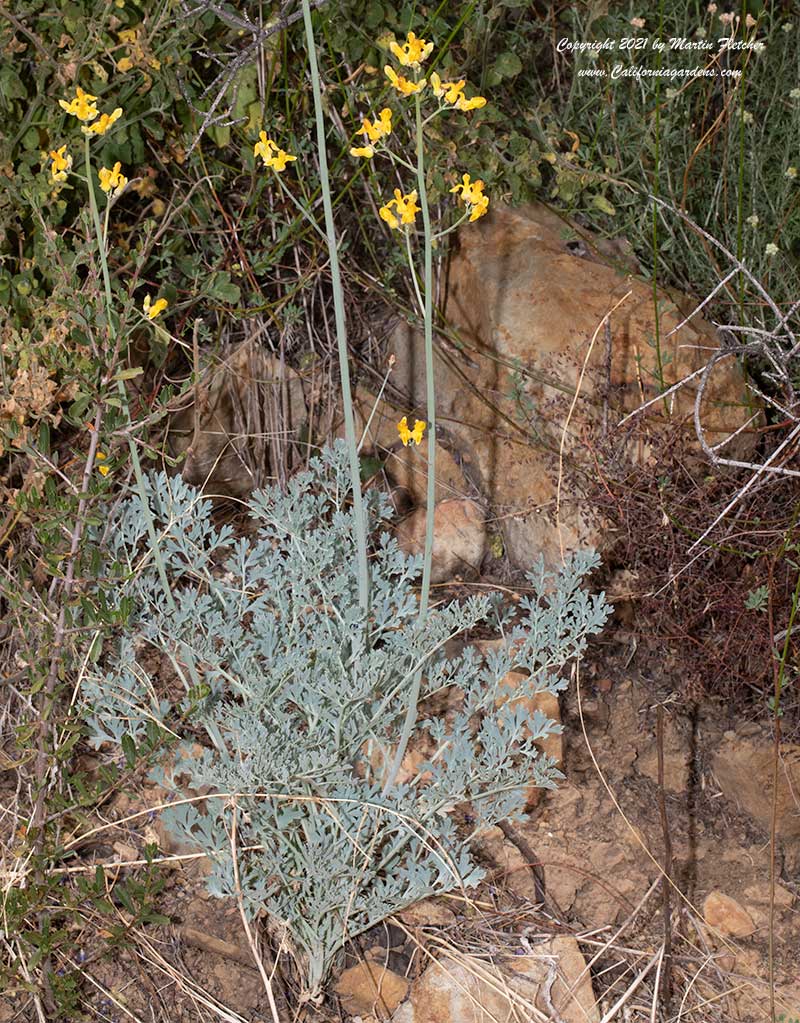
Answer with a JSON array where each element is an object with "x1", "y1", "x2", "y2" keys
[{"x1": 2, "y1": 597, "x2": 798, "y2": 1023}]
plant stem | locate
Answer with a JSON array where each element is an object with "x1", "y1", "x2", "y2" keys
[
  {"x1": 83, "y1": 137, "x2": 218, "y2": 745},
  {"x1": 301, "y1": 0, "x2": 370, "y2": 618},
  {"x1": 415, "y1": 92, "x2": 436, "y2": 626},
  {"x1": 84, "y1": 136, "x2": 174, "y2": 607},
  {"x1": 383, "y1": 89, "x2": 436, "y2": 792}
]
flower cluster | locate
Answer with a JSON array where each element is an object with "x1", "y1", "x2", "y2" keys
[
  {"x1": 385, "y1": 66, "x2": 427, "y2": 97},
  {"x1": 430, "y1": 73, "x2": 487, "y2": 112},
  {"x1": 143, "y1": 294, "x2": 168, "y2": 319},
  {"x1": 389, "y1": 30, "x2": 434, "y2": 68},
  {"x1": 350, "y1": 30, "x2": 490, "y2": 232},
  {"x1": 60, "y1": 85, "x2": 122, "y2": 137},
  {"x1": 59, "y1": 86, "x2": 98, "y2": 122},
  {"x1": 350, "y1": 108, "x2": 392, "y2": 159},
  {"x1": 49, "y1": 145, "x2": 72, "y2": 184},
  {"x1": 99, "y1": 162, "x2": 128, "y2": 199},
  {"x1": 52, "y1": 86, "x2": 127, "y2": 202},
  {"x1": 450, "y1": 173, "x2": 489, "y2": 222},
  {"x1": 83, "y1": 108, "x2": 122, "y2": 137},
  {"x1": 397, "y1": 416, "x2": 426, "y2": 446},
  {"x1": 379, "y1": 189, "x2": 421, "y2": 231},
  {"x1": 254, "y1": 132, "x2": 297, "y2": 172}
]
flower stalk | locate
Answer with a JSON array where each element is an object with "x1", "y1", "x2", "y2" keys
[{"x1": 301, "y1": 0, "x2": 370, "y2": 619}]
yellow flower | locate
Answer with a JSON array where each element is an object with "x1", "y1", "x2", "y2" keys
[
  {"x1": 351, "y1": 108, "x2": 392, "y2": 159},
  {"x1": 356, "y1": 107, "x2": 392, "y2": 143},
  {"x1": 379, "y1": 188, "x2": 421, "y2": 230},
  {"x1": 430, "y1": 72, "x2": 464, "y2": 104},
  {"x1": 397, "y1": 416, "x2": 426, "y2": 446},
  {"x1": 253, "y1": 131, "x2": 297, "y2": 172},
  {"x1": 389, "y1": 31, "x2": 434, "y2": 68},
  {"x1": 450, "y1": 174, "x2": 489, "y2": 221},
  {"x1": 384, "y1": 66, "x2": 426, "y2": 96},
  {"x1": 49, "y1": 145, "x2": 72, "y2": 183},
  {"x1": 82, "y1": 107, "x2": 123, "y2": 136},
  {"x1": 95, "y1": 451, "x2": 110, "y2": 476},
  {"x1": 59, "y1": 86, "x2": 99, "y2": 122},
  {"x1": 143, "y1": 294, "x2": 168, "y2": 319},
  {"x1": 379, "y1": 203, "x2": 400, "y2": 230},
  {"x1": 98, "y1": 162, "x2": 128, "y2": 199},
  {"x1": 116, "y1": 26, "x2": 160, "y2": 72},
  {"x1": 430, "y1": 72, "x2": 486, "y2": 111},
  {"x1": 456, "y1": 94, "x2": 487, "y2": 112}
]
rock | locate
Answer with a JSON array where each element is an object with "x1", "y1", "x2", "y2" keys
[
  {"x1": 169, "y1": 339, "x2": 308, "y2": 498},
  {"x1": 395, "y1": 499, "x2": 486, "y2": 582},
  {"x1": 336, "y1": 962, "x2": 409, "y2": 1020},
  {"x1": 712, "y1": 734, "x2": 800, "y2": 838},
  {"x1": 362, "y1": 203, "x2": 756, "y2": 569},
  {"x1": 472, "y1": 826, "x2": 541, "y2": 904},
  {"x1": 703, "y1": 891, "x2": 756, "y2": 938},
  {"x1": 397, "y1": 899, "x2": 457, "y2": 928},
  {"x1": 742, "y1": 882, "x2": 795, "y2": 909},
  {"x1": 391, "y1": 936, "x2": 598, "y2": 1023}
]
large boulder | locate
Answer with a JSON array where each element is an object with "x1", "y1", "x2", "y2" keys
[{"x1": 356, "y1": 203, "x2": 757, "y2": 569}]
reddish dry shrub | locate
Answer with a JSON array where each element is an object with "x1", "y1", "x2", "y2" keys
[{"x1": 588, "y1": 426, "x2": 800, "y2": 718}]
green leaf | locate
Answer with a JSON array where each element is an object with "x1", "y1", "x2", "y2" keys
[
  {"x1": 113, "y1": 366, "x2": 144, "y2": 381},
  {"x1": 207, "y1": 123, "x2": 231, "y2": 148},
  {"x1": 591, "y1": 194, "x2": 616, "y2": 216},
  {"x1": 207, "y1": 271, "x2": 241, "y2": 305},
  {"x1": 365, "y1": 1, "x2": 384, "y2": 27},
  {"x1": 492, "y1": 51, "x2": 522, "y2": 79},
  {"x1": 121, "y1": 733, "x2": 137, "y2": 769}
]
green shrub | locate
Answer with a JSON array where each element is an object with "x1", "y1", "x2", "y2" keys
[{"x1": 83, "y1": 442, "x2": 610, "y2": 995}]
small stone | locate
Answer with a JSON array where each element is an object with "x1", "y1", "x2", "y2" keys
[
  {"x1": 336, "y1": 962, "x2": 409, "y2": 1020},
  {"x1": 703, "y1": 891, "x2": 757, "y2": 938}
]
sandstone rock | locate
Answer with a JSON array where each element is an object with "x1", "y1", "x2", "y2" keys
[
  {"x1": 396, "y1": 499, "x2": 486, "y2": 582},
  {"x1": 336, "y1": 962, "x2": 409, "y2": 1020},
  {"x1": 712, "y1": 734, "x2": 800, "y2": 838},
  {"x1": 742, "y1": 882, "x2": 795, "y2": 909},
  {"x1": 169, "y1": 339, "x2": 308, "y2": 497},
  {"x1": 703, "y1": 891, "x2": 756, "y2": 938},
  {"x1": 472, "y1": 826, "x2": 540, "y2": 904},
  {"x1": 392, "y1": 937, "x2": 598, "y2": 1023},
  {"x1": 364, "y1": 203, "x2": 756, "y2": 569},
  {"x1": 397, "y1": 899, "x2": 457, "y2": 928}
]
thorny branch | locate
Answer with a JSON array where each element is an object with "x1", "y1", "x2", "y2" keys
[{"x1": 177, "y1": 0, "x2": 330, "y2": 156}]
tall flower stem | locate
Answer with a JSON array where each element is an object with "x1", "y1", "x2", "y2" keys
[
  {"x1": 301, "y1": 0, "x2": 370, "y2": 617},
  {"x1": 383, "y1": 90, "x2": 436, "y2": 793},
  {"x1": 84, "y1": 136, "x2": 173, "y2": 606},
  {"x1": 83, "y1": 137, "x2": 218, "y2": 746},
  {"x1": 415, "y1": 90, "x2": 436, "y2": 628}
]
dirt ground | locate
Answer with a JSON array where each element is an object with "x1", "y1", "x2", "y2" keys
[{"x1": 2, "y1": 592, "x2": 799, "y2": 1023}]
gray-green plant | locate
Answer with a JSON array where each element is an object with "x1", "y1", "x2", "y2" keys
[{"x1": 82, "y1": 442, "x2": 610, "y2": 996}]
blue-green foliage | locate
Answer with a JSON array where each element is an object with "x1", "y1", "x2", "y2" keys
[{"x1": 83, "y1": 442, "x2": 610, "y2": 994}]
